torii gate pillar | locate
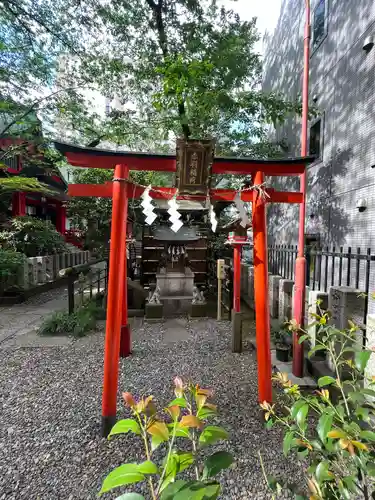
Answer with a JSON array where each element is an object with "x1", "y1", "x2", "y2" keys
[
  {"x1": 101, "y1": 164, "x2": 128, "y2": 437},
  {"x1": 252, "y1": 171, "x2": 272, "y2": 403}
]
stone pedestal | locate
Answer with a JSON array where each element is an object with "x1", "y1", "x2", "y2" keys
[
  {"x1": 190, "y1": 303, "x2": 207, "y2": 318},
  {"x1": 329, "y1": 286, "x2": 365, "y2": 330},
  {"x1": 145, "y1": 303, "x2": 163, "y2": 320},
  {"x1": 278, "y1": 279, "x2": 294, "y2": 321},
  {"x1": 327, "y1": 286, "x2": 366, "y2": 372},
  {"x1": 156, "y1": 269, "x2": 194, "y2": 298},
  {"x1": 269, "y1": 275, "x2": 282, "y2": 319},
  {"x1": 307, "y1": 290, "x2": 328, "y2": 347}
]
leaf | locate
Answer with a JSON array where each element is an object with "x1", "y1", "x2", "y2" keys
[
  {"x1": 290, "y1": 399, "x2": 306, "y2": 419},
  {"x1": 180, "y1": 415, "x2": 202, "y2": 429},
  {"x1": 361, "y1": 388, "x2": 375, "y2": 398},
  {"x1": 317, "y1": 413, "x2": 333, "y2": 444},
  {"x1": 168, "y1": 397, "x2": 187, "y2": 408},
  {"x1": 318, "y1": 376, "x2": 336, "y2": 388},
  {"x1": 137, "y1": 460, "x2": 158, "y2": 474},
  {"x1": 197, "y1": 406, "x2": 217, "y2": 420},
  {"x1": 108, "y1": 419, "x2": 141, "y2": 439},
  {"x1": 315, "y1": 461, "x2": 333, "y2": 483},
  {"x1": 160, "y1": 454, "x2": 179, "y2": 492},
  {"x1": 352, "y1": 440, "x2": 369, "y2": 452},
  {"x1": 354, "y1": 350, "x2": 371, "y2": 372},
  {"x1": 115, "y1": 495, "x2": 145, "y2": 500},
  {"x1": 100, "y1": 464, "x2": 145, "y2": 494},
  {"x1": 298, "y1": 334, "x2": 310, "y2": 344},
  {"x1": 151, "y1": 435, "x2": 165, "y2": 452},
  {"x1": 161, "y1": 480, "x2": 220, "y2": 500},
  {"x1": 177, "y1": 452, "x2": 194, "y2": 473},
  {"x1": 283, "y1": 431, "x2": 294, "y2": 456},
  {"x1": 360, "y1": 430, "x2": 375, "y2": 442},
  {"x1": 356, "y1": 407, "x2": 370, "y2": 422},
  {"x1": 147, "y1": 421, "x2": 169, "y2": 441},
  {"x1": 327, "y1": 430, "x2": 346, "y2": 439},
  {"x1": 296, "y1": 404, "x2": 309, "y2": 428},
  {"x1": 199, "y1": 426, "x2": 229, "y2": 446},
  {"x1": 202, "y1": 451, "x2": 233, "y2": 479},
  {"x1": 308, "y1": 345, "x2": 326, "y2": 358},
  {"x1": 160, "y1": 480, "x2": 188, "y2": 500}
]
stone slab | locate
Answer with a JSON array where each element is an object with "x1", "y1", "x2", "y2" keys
[{"x1": 271, "y1": 351, "x2": 316, "y2": 388}]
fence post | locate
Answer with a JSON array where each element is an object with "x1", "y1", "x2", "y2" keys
[{"x1": 68, "y1": 274, "x2": 75, "y2": 314}]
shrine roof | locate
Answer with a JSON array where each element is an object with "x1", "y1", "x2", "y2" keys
[{"x1": 54, "y1": 141, "x2": 316, "y2": 175}]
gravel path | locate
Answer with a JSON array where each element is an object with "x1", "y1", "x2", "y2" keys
[{"x1": 0, "y1": 318, "x2": 303, "y2": 499}]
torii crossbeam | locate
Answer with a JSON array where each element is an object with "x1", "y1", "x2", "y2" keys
[{"x1": 55, "y1": 141, "x2": 314, "y2": 436}]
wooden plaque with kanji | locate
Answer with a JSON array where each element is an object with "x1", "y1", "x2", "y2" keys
[{"x1": 175, "y1": 138, "x2": 215, "y2": 195}]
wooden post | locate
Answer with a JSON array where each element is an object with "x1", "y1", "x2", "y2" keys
[
  {"x1": 217, "y1": 279, "x2": 222, "y2": 320},
  {"x1": 68, "y1": 274, "x2": 75, "y2": 314},
  {"x1": 233, "y1": 246, "x2": 241, "y2": 313},
  {"x1": 101, "y1": 164, "x2": 128, "y2": 437},
  {"x1": 120, "y1": 167, "x2": 131, "y2": 358},
  {"x1": 231, "y1": 244, "x2": 242, "y2": 353},
  {"x1": 252, "y1": 171, "x2": 272, "y2": 403},
  {"x1": 217, "y1": 259, "x2": 224, "y2": 321}
]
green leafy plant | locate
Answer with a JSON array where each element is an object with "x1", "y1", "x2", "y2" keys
[
  {"x1": 0, "y1": 216, "x2": 68, "y2": 256},
  {"x1": 0, "y1": 249, "x2": 25, "y2": 293},
  {"x1": 261, "y1": 308, "x2": 375, "y2": 499},
  {"x1": 100, "y1": 377, "x2": 233, "y2": 499},
  {"x1": 37, "y1": 299, "x2": 101, "y2": 337}
]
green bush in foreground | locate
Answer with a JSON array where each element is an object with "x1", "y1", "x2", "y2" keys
[
  {"x1": 100, "y1": 377, "x2": 233, "y2": 499},
  {"x1": 261, "y1": 305, "x2": 375, "y2": 499},
  {"x1": 38, "y1": 299, "x2": 104, "y2": 337}
]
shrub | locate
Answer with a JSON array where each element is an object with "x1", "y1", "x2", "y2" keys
[
  {"x1": 38, "y1": 299, "x2": 102, "y2": 337},
  {"x1": 0, "y1": 216, "x2": 68, "y2": 256},
  {"x1": 0, "y1": 249, "x2": 25, "y2": 292},
  {"x1": 100, "y1": 377, "x2": 233, "y2": 499},
  {"x1": 261, "y1": 306, "x2": 375, "y2": 499}
]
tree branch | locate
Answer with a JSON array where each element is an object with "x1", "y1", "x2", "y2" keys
[
  {"x1": 0, "y1": 86, "x2": 82, "y2": 138},
  {"x1": 2, "y1": 0, "x2": 82, "y2": 56}
]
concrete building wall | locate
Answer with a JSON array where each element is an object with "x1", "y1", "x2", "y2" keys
[{"x1": 263, "y1": 0, "x2": 375, "y2": 309}]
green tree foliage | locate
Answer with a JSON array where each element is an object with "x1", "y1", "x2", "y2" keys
[
  {"x1": 78, "y1": 0, "x2": 301, "y2": 156},
  {"x1": 0, "y1": 216, "x2": 67, "y2": 256}
]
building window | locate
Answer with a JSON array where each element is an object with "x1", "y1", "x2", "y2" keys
[
  {"x1": 309, "y1": 118, "x2": 322, "y2": 158},
  {"x1": 312, "y1": 0, "x2": 327, "y2": 48},
  {"x1": 2, "y1": 156, "x2": 18, "y2": 170}
]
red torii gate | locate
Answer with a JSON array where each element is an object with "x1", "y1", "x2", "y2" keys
[{"x1": 55, "y1": 142, "x2": 314, "y2": 436}]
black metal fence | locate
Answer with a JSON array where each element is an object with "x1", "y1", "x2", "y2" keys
[
  {"x1": 65, "y1": 260, "x2": 109, "y2": 314},
  {"x1": 268, "y1": 245, "x2": 375, "y2": 324}
]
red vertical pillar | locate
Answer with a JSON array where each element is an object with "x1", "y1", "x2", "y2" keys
[
  {"x1": 101, "y1": 164, "x2": 128, "y2": 437},
  {"x1": 292, "y1": 0, "x2": 311, "y2": 378},
  {"x1": 12, "y1": 192, "x2": 26, "y2": 216},
  {"x1": 119, "y1": 167, "x2": 131, "y2": 358},
  {"x1": 233, "y1": 245, "x2": 241, "y2": 312},
  {"x1": 252, "y1": 171, "x2": 272, "y2": 403},
  {"x1": 56, "y1": 202, "x2": 67, "y2": 234}
]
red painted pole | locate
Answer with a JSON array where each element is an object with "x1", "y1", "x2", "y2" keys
[
  {"x1": 233, "y1": 245, "x2": 241, "y2": 313},
  {"x1": 101, "y1": 164, "x2": 128, "y2": 437},
  {"x1": 119, "y1": 167, "x2": 131, "y2": 358},
  {"x1": 12, "y1": 192, "x2": 26, "y2": 216},
  {"x1": 252, "y1": 171, "x2": 272, "y2": 403},
  {"x1": 293, "y1": 0, "x2": 310, "y2": 378}
]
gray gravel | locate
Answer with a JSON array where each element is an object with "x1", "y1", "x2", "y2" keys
[{"x1": 0, "y1": 318, "x2": 304, "y2": 499}]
